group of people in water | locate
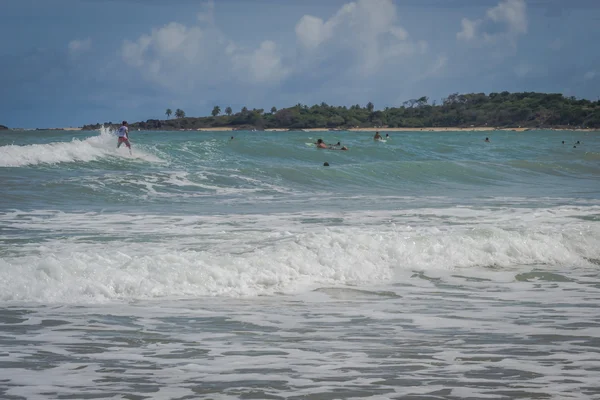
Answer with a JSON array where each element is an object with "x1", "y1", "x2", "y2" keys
[
  {"x1": 117, "y1": 123, "x2": 583, "y2": 155},
  {"x1": 316, "y1": 139, "x2": 348, "y2": 150},
  {"x1": 315, "y1": 131, "x2": 391, "y2": 150},
  {"x1": 373, "y1": 132, "x2": 390, "y2": 141}
]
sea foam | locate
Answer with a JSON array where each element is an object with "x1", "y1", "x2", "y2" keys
[
  {"x1": 1, "y1": 207, "x2": 598, "y2": 304},
  {"x1": 0, "y1": 127, "x2": 160, "y2": 167}
]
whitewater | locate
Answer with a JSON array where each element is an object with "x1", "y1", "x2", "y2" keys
[{"x1": 1, "y1": 127, "x2": 599, "y2": 399}]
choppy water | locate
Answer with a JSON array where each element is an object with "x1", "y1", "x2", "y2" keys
[{"x1": 1, "y1": 127, "x2": 599, "y2": 399}]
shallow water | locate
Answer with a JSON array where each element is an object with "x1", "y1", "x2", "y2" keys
[{"x1": 1, "y1": 128, "x2": 599, "y2": 398}]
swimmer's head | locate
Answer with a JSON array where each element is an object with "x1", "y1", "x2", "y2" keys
[
  {"x1": 122, "y1": 121, "x2": 127, "y2": 125},
  {"x1": 317, "y1": 139, "x2": 323, "y2": 144}
]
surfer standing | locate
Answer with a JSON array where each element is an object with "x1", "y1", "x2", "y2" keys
[{"x1": 117, "y1": 121, "x2": 131, "y2": 154}]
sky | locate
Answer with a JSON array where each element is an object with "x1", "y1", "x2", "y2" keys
[{"x1": 1, "y1": 0, "x2": 600, "y2": 128}]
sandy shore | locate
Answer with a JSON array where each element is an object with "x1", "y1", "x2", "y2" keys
[
  {"x1": 61, "y1": 127, "x2": 82, "y2": 131},
  {"x1": 196, "y1": 127, "x2": 236, "y2": 131},
  {"x1": 201, "y1": 127, "x2": 597, "y2": 133},
  {"x1": 120, "y1": 126, "x2": 600, "y2": 133}
]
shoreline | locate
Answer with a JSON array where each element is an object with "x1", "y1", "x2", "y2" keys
[
  {"x1": 207, "y1": 127, "x2": 599, "y2": 133},
  {"x1": 7, "y1": 126, "x2": 598, "y2": 132}
]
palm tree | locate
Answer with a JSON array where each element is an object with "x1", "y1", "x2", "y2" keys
[
  {"x1": 366, "y1": 102, "x2": 374, "y2": 112},
  {"x1": 241, "y1": 106, "x2": 248, "y2": 114},
  {"x1": 175, "y1": 109, "x2": 185, "y2": 118},
  {"x1": 212, "y1": 106, "x2": 221, "y2": 117},
  {"x1": 270, "y1": 106, "x2": 277, "y2": 113},
  {"x1": 225, "y1": 106, "x2": 232, "y2": 116},
  {"x1": 165, "y1": 108, "x2": 172, "y2": 119}
]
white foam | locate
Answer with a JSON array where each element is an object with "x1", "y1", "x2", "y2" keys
[
  {"x1": 1, "y1": 206, "x2": 599, "y2": 303},
  {"x1": 0, "y1": 126, "x2": 161, "y2": 167}
]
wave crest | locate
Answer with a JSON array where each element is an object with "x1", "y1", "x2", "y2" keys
[{"x1": 0, "y1": 127, "x2": 160, "y2": 167}]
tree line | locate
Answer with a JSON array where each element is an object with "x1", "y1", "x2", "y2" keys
[{"x1": 81, "y1": 92, "x2": 600, "y2": 130}]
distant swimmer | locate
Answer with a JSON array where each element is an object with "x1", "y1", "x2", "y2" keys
[
  {"x1": 117, "y1": 121, "x2": 131, "y2": 154},
  {"x1": 385, "y1": 133, "x2": 390, "y2": 139},
  {"x1": 316, "y1": 139, "x2": 328, "y2": 149},
  {"x1": 374, "y1": 131, "x2": 382, "y2": 141},
  {"x1": 330, "y1": 145, "x2": 348, "y2": 150},
  {"x1": 316, "y1": 139, "x2": 348, "y2": 150},
  {"x1": 230, "y1": 136, "x2": 234, "y2": 140},
  {"x1": 485, "y1": 137, "x2": 490, "y2": 142},
  {"x1": 562, "y1": 141, "x2": 565, "y2": 144}
]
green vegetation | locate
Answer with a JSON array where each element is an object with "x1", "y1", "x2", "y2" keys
[
  {"x1": 165, "y1": 108, "x2": 172, "y2": 119},
  {"x1": 175, "y1": 109, "x2": 185, "y2": 119},
  {"x1": 81, "y1": 92, "x2": 600, "y2": 130}
]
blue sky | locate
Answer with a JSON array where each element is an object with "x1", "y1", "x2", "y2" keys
[{"x1": 1, "y1": 0, "x2": 599, "y2": 128}]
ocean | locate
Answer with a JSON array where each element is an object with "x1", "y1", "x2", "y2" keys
[{"x1": 1, "y1": 127, "x2": 599, "y2": 399}]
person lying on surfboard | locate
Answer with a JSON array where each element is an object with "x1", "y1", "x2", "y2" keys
[
  {"x1": 117, "y1": 121, "x2": 132, "y2": 154},
  {"x1": 316, "y1": 139, "x2": 348, "y2": 150},
  {"x1": 316, "y1": 139, "x2": 328, "y2": 149}
]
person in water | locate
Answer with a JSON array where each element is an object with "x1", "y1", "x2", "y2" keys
[
  {"x1": 117, "y1": 121, "x2": 131, "y2": 153},
  {"x1": 316, "y1": 139, "x2": 328, "y2": 149},
  {"x1": 330, "y1": 144, "x2": 348, "y2": 150},
  {"x1": 374, "y1": 132, "x2": 382, "y2": 141},
  {"x1": 485, "y1": 137, "x2": 490, "y2": 142},
  {"x1": 385, "y1": 133, "x2": 390, "y2": 139},
  {"x1": 316, "y1": 139, "x2": 348, "y2": 150}
]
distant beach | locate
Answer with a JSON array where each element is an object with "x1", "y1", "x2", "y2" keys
[{"x1": 194, "y1": 126, "x2": 598, "y2": 132}]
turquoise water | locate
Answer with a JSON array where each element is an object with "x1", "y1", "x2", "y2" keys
[
  {"x1": 1, "y1": 128, "x2": 600, "y2": 398},
  {"x1": 1, "y1": 128, "x2": 599, "y2": 213}
]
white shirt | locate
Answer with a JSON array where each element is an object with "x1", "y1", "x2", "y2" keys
[{"x1": 117, "y1": 125, "x2": 128, "y2": 138}]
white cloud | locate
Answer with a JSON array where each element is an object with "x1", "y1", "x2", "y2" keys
[
  {"x1": 68, "y1": 38, "x2": 91, "y2": 54},
  {"x1": 428, "y1": 55, "x2": 448, "y2": 76},
  {"x1": 487, "y1": 0, "x2": 527, "y2": 35},
  {"x1": 295, "y1": 0, "x2": 425, "y2": 75},
  {"x1": 457, "y1": 18, "x2": 479, "y2": 41},
  {"x1": 232, "y1": 41, "x2": 290, "y2": 83},
  {"x1": 295, "y1": 15, "x2": 330, "y2": 49},
  {"x1": 584, "y1": 71, "x2": 596, "y2": 80},
  {"x1": 457, "y1": 0, "x2": 527, "y2": 44},
  {"x1": 121, "y1": 16, "x2": 287, "y2": 88},
  {"x1": 197, "y1": 0, "x2": 215, "y2": 24}
]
